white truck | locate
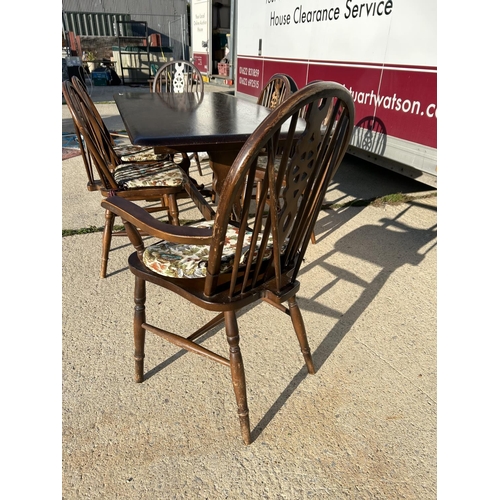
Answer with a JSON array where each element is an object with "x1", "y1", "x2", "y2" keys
[
  {"x1": 191, "y1": 0, "x2": 235, "y2": 85},
  {"x1": 191, "y1": 0, "x2": 437, "y2": 187}
]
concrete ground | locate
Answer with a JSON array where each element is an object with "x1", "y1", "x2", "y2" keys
[{"x1": 62, "y1": 84, "x2": 437, "y2": 499}]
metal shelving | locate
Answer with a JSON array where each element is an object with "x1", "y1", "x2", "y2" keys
[{"x1": 115, "y1": 20, "x2": 151, "y2": 84}]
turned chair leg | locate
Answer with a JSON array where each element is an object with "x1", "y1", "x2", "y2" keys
[
  {"x1": 166, "y1": 194, "x2": 180, "y2": 226},
  {"x1": 134, "y1": 277, "x2": 146, "y2": 383},
  {"x1": 288, "y1": 295, "x2": 316, "y2": 374},
  {"x1": 101, "y1": 209, "x2": 115, "y2": 278},
  {"x1": 224, "y1": 311, "x2": 252, "y2": 445}
]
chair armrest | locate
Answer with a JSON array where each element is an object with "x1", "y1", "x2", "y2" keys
[{"x1": 101, "y1": 196, "x2": 213, "y2": 245}]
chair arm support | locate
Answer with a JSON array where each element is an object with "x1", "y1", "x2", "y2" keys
[
  {"x1": 183, "y1": 178, "x2": 216, "y2": 222},
  {"x1": 101, "y1": 196, "x2": 213, "y2": 244}
]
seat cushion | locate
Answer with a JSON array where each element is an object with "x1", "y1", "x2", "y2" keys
[
  {"x1": 113, "y1": 144, "x2": 168, "y2": 162},
  {"x1": 114, "y1": 161, "x2": 186, "y2": 189},
  {"x1": 143, "y1": 220, "x2": 273, "y2": 279}
]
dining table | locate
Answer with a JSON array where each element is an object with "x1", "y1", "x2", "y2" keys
[{"x1": 114, "y1": 91, "x2": 279, "y2": 198}]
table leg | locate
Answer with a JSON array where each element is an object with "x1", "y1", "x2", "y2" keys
[
  {"x1": 208, "y1": 149, "x2": 249, "y2": 220},
  {"x1": 207, "y1": 150, "x2": 239, "y2": 201}
]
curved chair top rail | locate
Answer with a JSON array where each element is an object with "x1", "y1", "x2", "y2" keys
[
  {"x1": 152, "y1": 60, "x2": 205, "y2": 94},
  {"x1": 257, "y1": 73, "x2": 295, "y2": 109}
]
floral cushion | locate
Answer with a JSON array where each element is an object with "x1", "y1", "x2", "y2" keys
[
  {"x1": 114, "y1": 161, "x2": 186, "y2": 189},
  {"x1": 143, "y1": 220, "x2": 273, "y2": 279},
  {"x1": 113, "y1": 144, "x2": 168, "y2": 162}
]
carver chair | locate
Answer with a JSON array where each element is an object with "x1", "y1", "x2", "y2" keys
[
  {"x1": 62, "y1": 79, "x2": 202, "y2": 279},
  {"x1": 101, "y1": 81, "x2": 355, "y2": 444}
]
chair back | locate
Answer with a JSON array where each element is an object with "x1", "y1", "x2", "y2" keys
[
  {"x1": 62, "y1": 79, "x2": 120, "y2": 192},
  {"x1": 63, "y1": 78, "x2": 108, "y2": 191},
  {"x1": 69, "y1": 76, "x2": 127, "y2": 189},
  {"x1": 152, "y1": 60, "x2": 204, "y2": 93},
  {"x1": 203, "y1": 81, "x2": 355, "y2": 298},
  {"x1": 257, "y1": 74, "x2": 295, "y2": 109},
  {"x1": 71, "y1": 76, "x2": 116, "y2": 146}
]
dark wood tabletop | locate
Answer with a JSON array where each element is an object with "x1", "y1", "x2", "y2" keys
[
  {"x1": 114, "y1": 91, "x2": 281, "y2": 197},
  {"x1": 113, "y1": 91, "x2": 274, "y2": 152}
]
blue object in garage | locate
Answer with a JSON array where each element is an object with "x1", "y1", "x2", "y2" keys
[{"x1": 91, "y1": 67, "x2": 111, "y2": 86}]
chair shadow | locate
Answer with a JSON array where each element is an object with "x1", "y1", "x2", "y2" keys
[
  {"x1": 312, "y1": 205, "x2": 354, "y2": 245},
  {"x1": 312, "y1": 155, "x2": 435, "y2": 245},
  {"x1": 352, "y1": 116, "x2": 387, "y2": 156},
  {"x1": 251, "y1": 201, "x2": 437, "y2": 441}
]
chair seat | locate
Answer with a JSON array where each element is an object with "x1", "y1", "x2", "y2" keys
[
  {"x1": 143, "y1": 220, "x2": 273, "y2": 279},
  {"x1": 113, "y1": 144, "x2": 168, "y2": 163},
  {"x1": 114, "y1": 160, "x2": 187, "y2": 189}
]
